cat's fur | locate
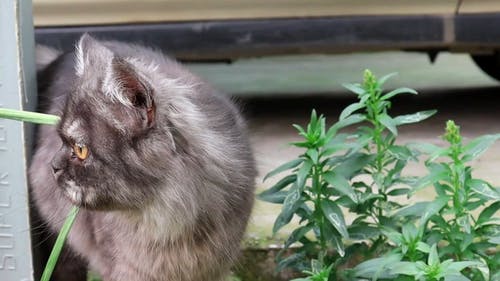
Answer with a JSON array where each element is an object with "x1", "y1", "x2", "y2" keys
[{"x1": 30, "y1": 34, "x2": 256, "y2": 281}]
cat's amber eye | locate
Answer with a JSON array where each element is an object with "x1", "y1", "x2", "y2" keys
[{"x1": 72, "y1": 143, "x2": 89, "y2": 160}]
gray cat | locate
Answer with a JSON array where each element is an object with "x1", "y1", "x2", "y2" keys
[{"x1": 30, "y1": 34, "x2": 256, "y2": 281}]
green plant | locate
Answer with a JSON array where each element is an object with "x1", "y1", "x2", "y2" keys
[
  {"x1": 293, "y1": 261, "x2": 334, "y2": 281},
  {"x1": 259, "y1": 108, "x2": 361, "y2": 274},
  {"x1": 356, "y1": 243, "x2": 482, "y2": 281},
  {"x1": 397, "y1": 120, "x2": 500, "y2": 280},
  {"x1": 41, "y1": 206, "x2": 80, "y2": 281},
  {"x1": 337, "y1": 70, "x2": 436, "y2": 257},
  {"x1": 260, "y1": 70, "x2": 436, "y2": 279},
  {"x1": 356, "y1": 120, "x2": 500, "y2": 280},
  {"x1": 261, "y1": 70, "x2": 500, "y2": 281}
]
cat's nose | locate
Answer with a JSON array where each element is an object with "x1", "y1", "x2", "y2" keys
[
  {"x1": 51, "y1": 165, "x2": 62, "y2": 177},
  {"x1": 51, "y1": 161, "x2": 63, "y2": 177}
]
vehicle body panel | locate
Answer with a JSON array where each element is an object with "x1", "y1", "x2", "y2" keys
[
  {"x1": 459, "y1": 0, "x2": 500, "y2": 14},
  {"x1": 33, "y1": 0, "x2": 458, "y2": 27}
]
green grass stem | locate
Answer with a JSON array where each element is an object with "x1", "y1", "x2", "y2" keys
[
  {"x1": 41, "y1": 206, "x2": 80, "y2": 281},
  {"x1": 0, "y1": 108, "x2": 60, "y2": 125}
]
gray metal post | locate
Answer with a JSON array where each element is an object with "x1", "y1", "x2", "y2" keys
[{"x1": 0, "y1": 0, "x2": 38, "y2": 280}]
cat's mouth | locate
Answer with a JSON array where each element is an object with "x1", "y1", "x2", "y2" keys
[{"x1": 63, "y1": 180, "x2": 95, "y2": 206}]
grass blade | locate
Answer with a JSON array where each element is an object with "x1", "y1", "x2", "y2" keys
[
  {"x1": 0, "y1": 108, "x2": 60, "y2": 125},
  {"x1": 41, "y1": 206, "x2": 79, "y2": 281}
]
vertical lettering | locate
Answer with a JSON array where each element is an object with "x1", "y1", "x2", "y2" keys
[
  {"x1": 0, "y1": 173, "x2": 10, "y2": 208},
  {"x1": 0, "y1": 233, "x2": 14, "y2": 249},
  {"x1": 0, "y1": 213, "x2": 12, "y2": 228},
  {"x1": 0, "y1": 126, "x2": 6, "y2": 151},
  {"x1": 0, "y1": 172, "x2": 7, "y2": 185},
  {"x1": 0, "y1": 125, "x2": 5, "y2": 141},
  {"x1": 0, "y1": 255, "x2": 16, "y2": 270}
]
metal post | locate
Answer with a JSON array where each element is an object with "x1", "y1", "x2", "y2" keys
[{"x1": 0, "y1": 0, "x2": 38, "y2": 280}]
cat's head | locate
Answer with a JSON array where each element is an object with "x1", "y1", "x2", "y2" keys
[{"x1": 50, "y1": 34, "x2": 174, "y2": 210}]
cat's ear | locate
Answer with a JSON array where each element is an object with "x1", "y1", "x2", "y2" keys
[
  {"x1": 75, "y1": 33, "x2": 113, "y2": 76},
  {"x1": 105, "y1": 58, "x2": 156, "y2": 130}
]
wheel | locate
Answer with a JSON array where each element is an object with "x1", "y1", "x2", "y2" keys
[{"x1": 471, "y1": 52, "x2": 500, "y2": 82}]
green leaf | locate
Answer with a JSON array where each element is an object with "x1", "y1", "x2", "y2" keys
[
  {"x1": 381, "y1": 228, "x2": 403, "y2": 245},
  {"x1": 492, "y1": 271, "x2": 500, "y2": 281},
  {"x1": 258, "y1": 190, "x2": 288, "y2": 204},
  {"x1": 464, "y1": 199, "x2": 484, "y2": 211},
  {"x1": 354, "y1": 254, "x2": 402, "y2": 280},
  {"x1": 320, "y1": 221, "x2": 345, "y2": 257},
  {"x1": 444, "y1": 261, "x2": 483, "y2": 274},
  {"x1": 273, "y1": 188, "x2": 302, "y2": 234},
  {"x1": 264, "y1": 158, "x2": 303, "y2": 181},
  {"x1": 411, "y1": 163, "x2": 449, "y2": 193},
  {"x1": 477, "y1": 201, "x2": 500, "y2": 226},
  {"x1": 310, "y1": 110, "x2": 318, "y2": 128},
  {"x1": 488, "y1": 235, "x2": 500, "y2": 244},
  {"x1": 416, "y1": 242, "x2": 431, "y2": 253},
  {"x1": 410, "y1": 142, "x2": 442, "y2": 155},
  {"x1": 320, "y1": 134, "x2": 350, "y2": 157},
  {"x1": 342, "y1": 83, "x2": 366, "y2": 95},
  {"x1": 457, "y1": 215, "x2": 472, "y2": 234},
  {"x1": 462, "y1": 134, "x2": 500, "y2": 161},
  {"x1": 292, "y1": 124, "x2": 308, "y2": 138},
  {"x1": 393, "y1": 201, "x2": 429, "y2": 218},
  {"x1": 428, "y1": 244, "x2": 440, "y2": 266},
  {"x1": 379, "y1": 113, "x2": 398, "y2": 136},
  {"x1": 332, "y1": 153, "x2": 374, "y2": 178},
  {"x1": 478, "y1": 224, "x2": 500, "y2": 243},
  {"x1": 331, "y1": 114, "x2": 366, "y2": 132},
  {"x1": 388, "y1": 145, "x2": 417, "y2": 161},
  {"x1": 443, "y1": 274, "x2": 471, "y2": 281},
  {"x1": 41, "y1": 206, "x2": 79, "y2": 281},
  {"x1": 284, "y1": 224, "x2": 313, "y2": 249},
  {"x1": 381, "y1": 87, "x2": 418, "y2": 100},
  {"x1": 296, "y1": 160, "x2": 313, "y2": 190},
  {"x1": 345, "y1": 132, "x2": 373, "y2": 157},
  {"x1": 320, "y1": 200, "x2": 349, "y2": 238},
  {"x1": 323, "y1": 171, "x2": 357, "y2": 203},
  {"x1": 259, "y1": 174, "x2": 296, "y2": 198},
  {"x1": 402, "y1": 223, "x2": 419, "y2": 242},
  {"x1": 277, "y1": 252, "x2": 306, "y2": 272},
  {"x1": 348, "y1": 225, "x2": 380, "y2": 240},
  {"x1": 295, "y1": 204, "x2": 313, "y2": 222},
  {"x1": 387, "y1": 188, "x2": 411, "y2": 196},
  {"x1": 389, "y1": 261, "x2": 419, "y2": 276},
  {"x1": 393, "y1": 110, "x2": 437, "y2": 126},
  {"x1": 469, "y1": 179, "x2": 500, "y2": 200},
  {"x1": 421, "y1": 196, "x2": 448, "y2": 226},
  {"x1": 329, "y1": 230, "x2": 346, "y2": 257},
  {"x1": 306, "y1": 149, "x2": 319, "y2": 165},
  {"x1": 378, "y1": 72, "x2": 398, "y2": 86},
  {"x1": 358, "y1": 193, "x2": 384, "y2": 204},
  {"x1": 339, "y1": 102, "x2": 365, "y2": 120},
  {"x1": 0, "y1": 108, "x2": 60, "y2": 125}
]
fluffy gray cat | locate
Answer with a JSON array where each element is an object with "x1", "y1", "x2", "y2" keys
[{"x1": 30, "y1": 34, "x2": 256, "y2": 281}]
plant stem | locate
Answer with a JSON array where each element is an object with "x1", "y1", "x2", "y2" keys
[
  {"x1": 312, "y1": 163, "x2": 327, "y2": 251},
  {"x1": 0, "y1": 108, "x2": 60, "y2": 125},
  {"x1": 41, "y1": 206, "x2": 79, "y2": 281}
]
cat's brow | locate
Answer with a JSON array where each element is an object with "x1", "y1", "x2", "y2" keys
[{"x1": 61, "y1": 119, "x2": 85, "y2": 143}]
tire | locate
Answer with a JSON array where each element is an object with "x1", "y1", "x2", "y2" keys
[{"x1": 471, "y1": 52, "x2": 500, "y2": 82}]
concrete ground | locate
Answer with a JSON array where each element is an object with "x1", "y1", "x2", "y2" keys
[{"x1": 187, "y1": 52, "x2": 500, "y2": 245}]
